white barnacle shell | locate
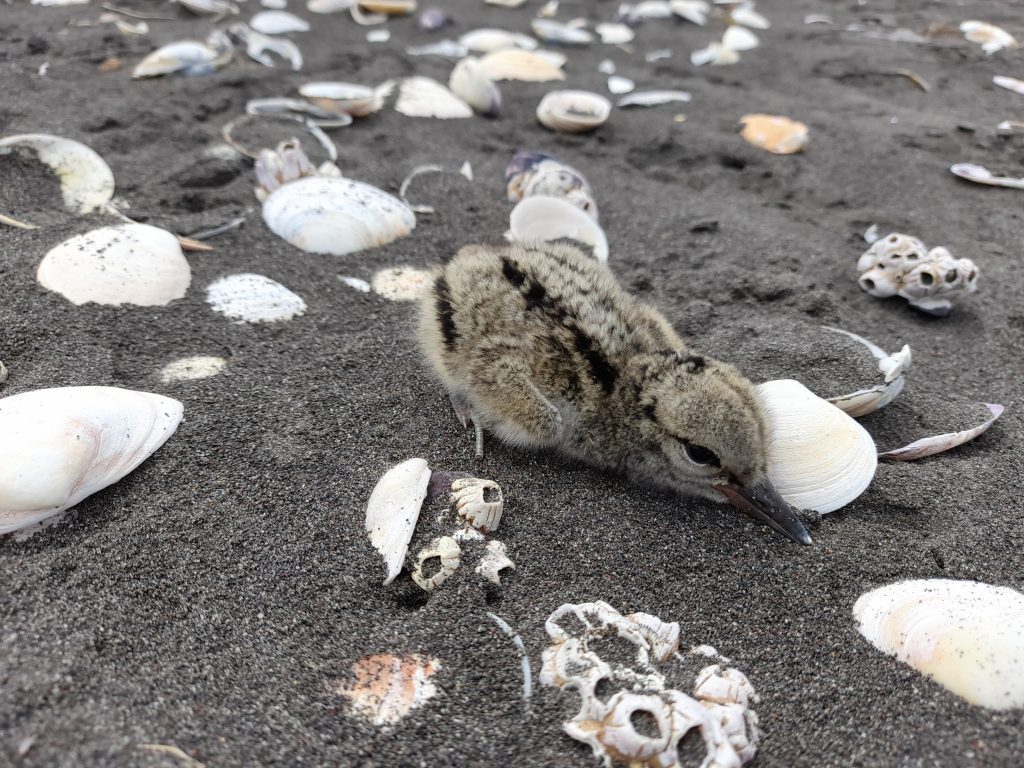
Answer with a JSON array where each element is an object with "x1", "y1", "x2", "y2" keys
[
  {"x1": 757, "y1": 379, "x2": 877, "y2": 514},
  {"x1": 693, "y1": 665, "x2": 759, "y2": 707},
  {"x1": 475, "y1": 540, "x2": 515, "y2": 585},
  {"x1": 625, "y1": 612, "x2": 680, "y2": 661},
  {"x1": 0, "y1": 134, "x2": 114, "y2": 215},
  {"x1": 395, "y1": 76, "x2": 474, "y2": 119},
  {"x1": 702, "y1": 701, "x2": 760, "y2": 764},
  {"x1": 451, "y1": 477, "x2": 503, "y2": 532},
  {"x1": 536, "y1": 90, "x2": 611, "y2": 133},
  {"x1": 448, "y1": 57, "x2": 502, "y2": 116},
  {"x1": 411, "y1": 535, "x2": 461, "y2": 592},
  {"x1": 509, "y1": 196, "x2": 609, "y2": 263},
  {"x1": 260, "y1": 177, "x2": 416, "y2": 256},
  {"x1": 365, "y1": 458, "x2": 431, "y2": 585},
  {"x1": 206, "y1": 273, "x2": 307, "y2": 323},
  {"x1": 853, "y1": 579, "x2": 1024, "y2": 710},
  {"x1": 38, "y1": 224, "x2": 192, "y2": 307},
  {"x1": 0, "y1": 387, "x2": 183, "y2": 536}
]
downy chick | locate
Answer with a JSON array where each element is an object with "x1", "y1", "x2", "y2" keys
[{"x1": 418, "y1": 241, "x2": 811, "y2": 544}]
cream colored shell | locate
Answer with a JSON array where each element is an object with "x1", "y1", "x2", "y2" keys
[{"x1": 536, "y1": 90, "x2": 611, "y2": 133}]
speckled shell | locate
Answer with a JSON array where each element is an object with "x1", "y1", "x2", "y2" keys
[{"x1": 206, "y1": 273, "x2": 307, "y2": 323}]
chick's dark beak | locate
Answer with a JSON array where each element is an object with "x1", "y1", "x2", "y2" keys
[{"x1": 716, "y1": 479, "x2": 813, "y2": 545}]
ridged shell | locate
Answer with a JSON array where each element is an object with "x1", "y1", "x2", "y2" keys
[
  {"x1": 261, "y1": 176, "x2": 416, "y2": 255},
  {"x1": 206, "y1": 273, "x2": 307, "y2": 323},
  {"x1": 854, "y1": 579, "x2": 1024, "y2": 710},
  {"x1": 0, "y1": 133, "x2": 114, "y2": 214},
  {"x1": 509, "y1": 196, "x2": 609, "y2": 263},
  {"x1": 365, "y1": 458, "x2": 431, "y2": 585},
  {"x1": 38, "y1": 224, "x2": 191, "y2": 307},
  {"x1": 0, "y1": 387, "x2": 183, "y2": 535},
  {"x1": 536, "y1": 90, "x2": 611, "y2": 133},
  {"x1": 757, "y1": 379, "x2": 876, "y2": 513}
]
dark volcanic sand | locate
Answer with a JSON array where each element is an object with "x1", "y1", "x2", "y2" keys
[{"x1": 2, "y1": 1, "x2": 1024, "y2": 766}]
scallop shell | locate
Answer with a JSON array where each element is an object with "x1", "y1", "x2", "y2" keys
[
  {"x1": 853, "y1": 579, "x2": 1024, "y2": 710},
  {"x1": 206, "y1": 273, "x2": 307, "y2": 323},
  {"x1": 537, "y1": 90, "x2": 611, "y2": 133},
  {"x1": 249, "y1": 10, "x2": 310, "y2": 33},
  {"x1": 757, "y1": 379, "x2": 877, "y2": 514},
  {"x1": 0, "y1": 134, "x2": 114, "y2": 215},
  {"x1": 395, "y1": 76, "x2": 473, "y2": 119},
  {"x1": 337, "y1": 653, "x2": 441, "y2": 726},
  {"x1": 479, "y1": 49, "x2": 565, "y2": 82},
  {"x1": 448, "y1": 57, "x2": 502, "y2": 116},
  {"x1": 460, "y1": 28, "x2": 538, "y2": 53},
  {"x1": 509, "y1": 196, "x2": 609, "y2": 263},
  {"x1": 411, "y1": 535, "x2": 461, "y2": 592},
  {"x1": 38, "y1": 224, "x2": 191, "y2": 307},
  {"x1": 365, "y1": 458, "x2": 431, "y2": 585},
  {"x1": 0, "y1": 387, "x2": 184, "y2": 536},
  {"x1": 739, "y1": 114, "x2": 808, "y2": 154},
  {"x1": 260, "y1": 176, "x2": 416, "y2": 256}
]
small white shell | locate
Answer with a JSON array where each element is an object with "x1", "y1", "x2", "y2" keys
[
  {"x1": 158, "y1": 356, "x2": 228, "y2": 383},
  {"x1": 617, "y1": 90, "x2": 692, "y2": 108},
  {"x1": 690, "y1": 42, "x2": 740, "y2": 66},
  {"x1": 451, "y1": 477, "x2": 503, "y2": 532},
  {"x1": 536, "y1": 90, "x2": 611, "y2": 133},
  {"x1": 994, "y1": 75, "x2": 1024, "y2": 95},
  {"x1": 730, "y1": 3, "x2": 769, "y2": 29},
  {"x1": 261, "y1": 176, "x2": 416, "y2": 256},
  {"x1": 950, "y1": 162, "x2": 1024, "y2": 190},
  {"x1": 597, "y1": 22, "x2": 634, "y2": 45},
  {"x1": 479, "y1": 49, "x2": 566, "y2": 82},
  {"x1": 307, "y1": 0, "x2": 354, "y2": 11},
  {"x1": 509, "y1": 196, "x2": 609, "y2": 264},
  {"x1": 206, "y1": 273, "x2": 307, "y2": 323},
  {"x1": 475, "y1": 540, "x2": 515, "y2": 585},
  {"x1": 607, "y1": 75, "x2": 635, "y2": 95},
  {"x1": 395, "y1": 76, "x2": 473, "y2": 119},
  {"x1": 0, "y1": 133, "x2": 115, "y2": 215},
  {"x1": 448, "y1": 58, "x2": 502, "y2": 116},
  {"x1": 0, "y1": 387, "x2": 183, "y2": 536},
  {"x1": 411, "y1": 535, "x2": 461, "y2": 592},
  {"x1": 757, "y1": 379, "x2": 877, "y2": 514},
  {"x1": 38, "y1": 224, "x2": 191, "y2": 307},
  {"x1": 365, "y1": 458, "x2": 431, "y2": 586},
  {"x1": 959, "y1": 20, "x2": 1018, "y2": 54},
  {"x1": 531, "y1": 19, "x2": 593, "y2": 46},
  {"x1": 249, "y1": 10, "x2": 310, "y2": 33},
  {"x1": 722, "y1": 25, "x2": 759, "y2": 51},
  {"x1": 854, "y1": 579, "x2": 1024, "y2": 709},
  {"x1": 670, "y1": 0, "x2": 709, "y2": 25},
  {"x1": 459, "y1": 28, "x2": 537, "y2": 53}
]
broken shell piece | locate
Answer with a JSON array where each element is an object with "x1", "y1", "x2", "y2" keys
[
  {"x1": 822, "y1": 327, "x2": 911, "y2": 417},
  {"x1": 360, "y1": 0, "x2": 416, "y2": 14},
  {"x1": 254, "y1": 139, "x2": 340, "y2": 199},
  {"x1": 505, "y1": 151, "x2": 598, "y2": 220},
  {"x1": 670, "y1": 0, "x2": 709, "y2": 25},
  {"x1": 476, "y1": 540, "x2": 514, "y2": 585},
  {"x1": 298, "y1": 81, "x2": 386, "y2": 117},
  {"x1": 722, "y1": 25, "x2": 759, "y2": 51},
  {"x1": 246, "y1": 98, "x2": 350, "y2": 127},
  {"x1": 395, "y1": 77, "x2": 473, "y2": 119},
  {"x1": 509, "y1": 196, "x2": 609, "y2": 263},
  {"x1": 857, "y1": 233, "x2": 979, "y2": 316},
  {"x1": 608, "y1": 75, "x2": 635, "y2": 95},
  {"x1": 597, "y1": 22, "x2": 634, "y2": 45},
  {"x1": 757, "y1": 379, "x2": 877, "y2": 514},
  {"x1": 690, "y1": 42, "x2": 739, "y2": 66},
  {"x1": 229, "y1": 23, "x2": 304, "y2": 70},
  {"x1": 338, "y1": 653, "x2": 441, "y2": 725},
  {"x1": 617, "y1": 90, "x2": 692, "y2": 108},
  {"x1": 412, "y1": 535, "x2": 461, "y2": 591},
  {"x1": 178, "y1": 0, "x2": 240, "y2": 14},
  {"x1": 371, "y1": 267, "x2": 433, "y2": 301},
  {"x1": 729, "y1": 2, "x2": 769, "y2": 29},
  {"x1": 0, "y1": 134, "x2": 115, "y2": 216},
  {"x1": 132, "y1": 31, "x2": 233, "y2": 78},
  {"x1": 206, "y1": 273, "x2": 307, "y2": 323},
  {"x1": 0, "y1": 387, "x2": 183, "y2": 536},
  {"x1": 158, "y1": 356, "x2": 228, "y2": 383},
  {"x1": 878, "y1": 403, "x2": 1004, "y2": 462},
  {"x1": 449, "y1": 58, "x2": 502, "y2": 116},
  {"x1": 460, "y1": 28, "x2": 538, "y2": 54},
  {"x1": 693, "y1": 665, "x2": 758, "y2": 707},
  {"x1": 959, "y1": 20, "x2": 1018, "y2": 54},
  {"x1": 451, "y1": 477, "x2": 503, "y2": 532},
  {"x1": 537, "y1": 90, "x2": 611, "y2": 133},
  {"x1": 994, "y1": 75, "x2": 1024, "y2": 95},
  {"x1": 950, "y1": 162, "x2": 1024, "y2": 191},
  {"x1": 739, "y1": 114, "x2": 808, "y2": 154},
  {"x1": 854, "y1": 579, "x2": 1024, "y2": 710},
  {"x1": 38, "y1": 224, "x2": 191, "y2": 307},
  {"x1": 365, "y1": 458, "x2": 431, "y2": 585},
  {"x1": 531, "y1": 19, "x2": 593, "y2": 46},
  {"x1": 250, "y1": 10, "x2": 310, "y2": 33},
  {"x1": 479, "y1": 49, "x2": 565, "y2": 82}
]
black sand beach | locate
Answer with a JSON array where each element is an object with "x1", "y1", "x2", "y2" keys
[{"x1": 1, "y1": 0, "x2": 1023, "y2": 765}]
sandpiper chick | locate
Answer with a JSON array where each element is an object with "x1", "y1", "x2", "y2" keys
[{"x1": 418, "y1": 241, "x2": 811, "y2": 544}]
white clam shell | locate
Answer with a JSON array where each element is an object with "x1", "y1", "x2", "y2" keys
[
  {"x1": 298, "y1": 81, "x2": 382, "y2": 117},
  {"x1": 395, "y1": 76, "x2": 473, "y2": 119},
  {"x1": 479, "y1": 49, "x2": 566, "y2": 82},
  {"x1": 250, "y1": 10, "x2": 310, "y2": 33},
  {"x1": 365, "y1": 458, "x2": 431, "y2": 585},
  {"x1": 0, "y1": 133, "x2": 114, "y2": 214},
  {"x1": 509, "y1": 196, "x2": 609, "y2": 263},
  {"x1": 537, "y1": 90, "x2": 611, "y2": 133},
  {"x1": 596, "y1": 22, "x2": 634, "y2": 45},
  {"x1": 206, "y1": 273, "x2": 307, "y2": 323},
  {"x1": 459, "y1": 28, "x2": 538, "y2": 54},
  {"x1": 132, "y1": 32, "x2": 233, "y2": 78},
  {"x1": 853, "y1": 579, "x2": 1024, "y2": 710},
  {"x1": 607, "y1": 75, "x2": 635, "y2": 95},
  {"x1": 261, "y1": 176, "x2": 416, "y2": 256},
  {"x1": 531, "y1": 19, "x2": 593, "y2": 46},
  {"x1": 38, "y1": 224, "x2": 191, "y2": 307},
  {"x1": 757, "y1": 379, "x2": 877, "y2": 513},
  {"x1": 0, "y1": 387, "x2": 183, "y2": 536},
  {"x1": 448, "y1": 58, "x2": 502, "y2": 116},
  {"x1": 411, "y1": 535, "x2": 461, "y2": 592},
  {"x1": 722, "y1": 25, "x2": 759, "y2": 51}
]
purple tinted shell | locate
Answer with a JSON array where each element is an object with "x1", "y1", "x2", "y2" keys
[
  {"x1": 504, "y1": 151, "x2": 555, "y2": 185},
  {"x1": 418, "y1": 7, "x2": 448, "y2": 32}
]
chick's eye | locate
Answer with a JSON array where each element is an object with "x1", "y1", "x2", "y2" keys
[{"x1": 684, "y1": 442, "x2": 720, "y2": 466}]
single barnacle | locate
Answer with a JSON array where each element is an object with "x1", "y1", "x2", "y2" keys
[
  {"x1": 451, "y1": 477, "x2": 504, "y2": 532},
  {"x1": 411, "y1": 536, "x2": 461, "y2": 592}
]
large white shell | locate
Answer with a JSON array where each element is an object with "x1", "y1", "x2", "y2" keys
[
  {"x1": 0, "y1": 387, "x2": 183, "y2": 536},
  {"x1": 395, "y1": 77, "x2": 473, "y2": 119},
  {"x1": 261, "y1": 176, "x2": 416, "y2": 255},
  {"x1": 757, "y1": 379, "x2": 877, "y2": 514},
  {"x1": 448, "y1": 58, "x2": 502, "y2": 116},
  {"x1": 854, "y1": 579, "x2": 1024, "y2": 710},
  {"x1": 206, "y1": 273, "x2": 307, "y2": 323},
  {"x1": 365, "y1": 458, "x2": 431, "y2": 585},
  {"x1": 38, "y1": 224, "x2": 191, "y2": 307},
  {"x1": 0, "y1": 133, "x2": 114, "y2": 214},
  {"x1": 536, "y1": 90, "x2": 611, "y2": 133},
  {"x1": 509, "y1": 196, "x2": 609, "y2": 263},
  {"x1": 250, "y1": 10, "x2": 310, "y2": 33}
]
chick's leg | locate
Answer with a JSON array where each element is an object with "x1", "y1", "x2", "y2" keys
[{"x1": 467, "y1": 356, "x2": 564, "y2": 451}]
